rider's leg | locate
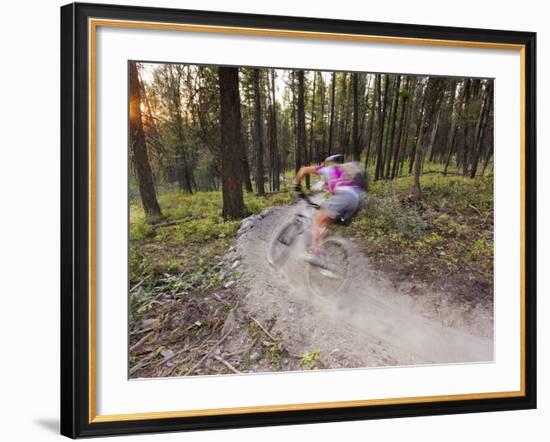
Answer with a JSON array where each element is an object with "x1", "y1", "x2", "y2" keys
[{"x1": 310, "y1": 209, "x2": 333, "y2": 254}]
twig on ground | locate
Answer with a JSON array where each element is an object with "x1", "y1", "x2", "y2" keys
[
  {"x1": 468, "y1": 204, "x2": 483, "y2": 216},
  {"x1": 129, "y1": 352, "x2": 157, "y2": 376},
  {"x1": 166, "y1": 354, "x2": 193, "y2": 376},
  {"x1": 164, "y1": 326, "x2": 221, "y2": 375},
  {"x1": 420, "y1": 170, "x2": 464, "y2": 177},
  {"x1": 130, "y1": 275, "x2": 151, "y2": 293},
  {"x1": 133, "y1": 328, "x2": 216, "y2": 377},
  {"x1": 184, "y1": 327, "x2": 234, "y2": 376},
  {"x1": 152, "y1": 345, "x2": 188, "y2": 369},
  {"x1": 224, "y1": 334, "x2": 261, "y2": 359},
  {"x1": 226, "y1": 316, "x2": 274, "y2": 358},
  {"x1": 130, "y1": 326, "x2": 155, "y2": 336},
  {"x1": 152, "y1": 218, "x2": 191, "y2": 229},
  {"x1": 129, "y1": 331, "x2": 154, "y2": 352},
  {"x1": 213, "y1": 355, "x2": 241, "y2": 374},
  {"x1": 249, "y1": 316, "x2": 276, "y2": 342},
  {"x1": 131, "y1": 348, "x2": 156, "y2": 357}
]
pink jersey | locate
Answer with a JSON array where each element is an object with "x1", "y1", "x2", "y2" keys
[{"x1": 315, "y1": 165, "x2": 358, "y2": 193}]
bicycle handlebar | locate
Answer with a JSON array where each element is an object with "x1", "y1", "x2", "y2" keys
[{"x1": 298, "y1": 191, "x2": 321, "y2": 209}]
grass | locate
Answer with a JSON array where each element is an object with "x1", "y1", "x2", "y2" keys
[
  {"x1": 129, "y1": 190, "x2": 293, "y2": 319},
  {"x1": 129, "y1": 167, "x2": 494, "y2": 377},
  {"x1": 130, "y1": 167, "x2": 494, "y2": 319},
  {"x1": 346, "y1": 171, "x2": 494, "y2": 302}
]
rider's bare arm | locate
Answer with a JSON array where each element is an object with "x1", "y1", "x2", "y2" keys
[{"x1": 293, "y1": 166, "x2": 319, "y2": 185}]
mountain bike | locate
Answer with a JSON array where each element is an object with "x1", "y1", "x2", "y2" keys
[{"x1": 266, "y1": 192, "x2": 351, "y2": 297}]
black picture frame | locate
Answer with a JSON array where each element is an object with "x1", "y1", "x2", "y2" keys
[{"x1": 61, "y1": 2, "x2": 536, "y2": 438}]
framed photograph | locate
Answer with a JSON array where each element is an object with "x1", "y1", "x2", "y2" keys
[{"x1": 60, "y1": 2, "x2": 536, "y2": 438}]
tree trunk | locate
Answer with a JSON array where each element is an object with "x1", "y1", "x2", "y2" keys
[
  {"x1": 364, "y1": 74, "x2": 377, "y2": 170},
  {"x1": 309, "y1": 72, "x2": 317, "y2": 164},
  {"x1": 375, "y1": 74, "x2": 389, "y2": 180},
  {"x1": 398, "y1": 79, "x2": 418, "y2": 176},
  {"x1": 359, "y1": 74, "x2": 372, "y2": 150},
  {"x1": 129, "y1": 61, "x2": 162, "y2": 219},
  {"x1": 340, "y1": 73, "x2": 352, "y2": 156},
  {"x1": 178, "y1": 148, "x2": 194, "y2": 194},
  {"x1": 319, "y1": 73, "x2": 326, "y2": 162},
  {"x1": 252, "y1": 69, "x2": 266, "y2": 195},
  {"x1": 409, "y1": 81, "x2": 428, "y2": 175},
  {"x1": 465, "y1": 80, "x2": 482, "y2": 173},
  {"x1": 269, "y1": 69, "x2": 280, "y2": 191},
  {"x1": 296, "y1": 70, "x2": 308, "y2": 188},
  {"x1": 168, "y1": 67, "x2": 194, "y2": 194},
  {"x1": 218, "y1": 67, "x2": 246, "y2": 219},
  {"x1": 385, "y1": 75, "x2": 401, "y2": 178},
  {"x1": 443, "y1": 80, "x2": 460, "y2": 175},
  {"x1": 352, "y1": 72, "x2": 361, "y2": 161},
  {"x1": 241, "y1": 149, "x2": 253, "y2": 192},
  {"x1": 469, "y1": 81, "x2": 493, "y2": 178},
  {"x1": 291, "y1": 72, "x2": 299, "y2": 173},
  {"x1": 411, "y1": 78, "x2": 445, "y2": 200},
  {"x1": 427, "y1": 105, "x2": 441, "y2": 163},
  {"x1": 337, "y1": 73, "x2": 347, "y2": 155},
  {"x1": 241, "y1": 94, "x2": 254, "y2": 193},
  {"x1": 397, "y1": 95, "x2": 412, "y2": 176},
  {"x1": 327, "y1": 72, "x2": 336, "y2": 156},
  {"x1": 245, "y1": 96, "x2": 253, "y2": 151},
  {"x1": 381, "y1": 76, "x2": 395, "y2": 178},
  {"x1": 391, "y1": 76, "x2": 410, "y2": 178},
  {"x1": 457, "y1": 79, "x2": 472, "y2": 174}
]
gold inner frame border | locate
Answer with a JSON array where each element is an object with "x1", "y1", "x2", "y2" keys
[{"x1": 87, "y1": 18, "x2": 526, "y2": 424}]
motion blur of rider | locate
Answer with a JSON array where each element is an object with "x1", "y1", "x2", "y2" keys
[{"x1": 293, "y1": 154, "x2": 365, "y2": 265}]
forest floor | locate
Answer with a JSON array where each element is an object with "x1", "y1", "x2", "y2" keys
[{"x1": 129, "y1": 172, "x2": 494, "y2": 377}]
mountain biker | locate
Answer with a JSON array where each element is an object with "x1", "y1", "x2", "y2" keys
[{"x1": 293, "y1": 154, "x2": 365, "y2": 265}]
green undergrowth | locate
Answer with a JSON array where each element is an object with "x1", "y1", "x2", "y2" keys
[
  {"x1": 346, "y1": 173, "x2": 494, "y2": 301},
  {"x1": 129, "y1": 190, "x2": 293, "y2": 320}
]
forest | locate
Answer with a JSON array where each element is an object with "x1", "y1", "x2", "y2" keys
[
  {"x1": 130, "y1": 62, "x2": 494, "y2": 219},
  {"x1": 129, "y1": 61, "x2": 494, "y2": 377}
]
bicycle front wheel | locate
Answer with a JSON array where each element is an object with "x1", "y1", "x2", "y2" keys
[
  {"x1": 267, "y1": 218, "x2": 302, "y2": 268},
  {"x1": 307, "y1": 237, "x2": 350, "y2": 297}
]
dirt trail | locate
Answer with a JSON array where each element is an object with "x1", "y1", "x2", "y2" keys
[{"x1": 225, "y1": 202, "x2": 493, "y2": 371}]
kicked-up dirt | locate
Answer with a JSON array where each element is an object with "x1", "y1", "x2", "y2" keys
[
  {"x1": 130, "y1": 200, "x2": 493, "y2": 377},
  {"x1": 218, "y1": 201, "x2": 493, "y2": 373}
]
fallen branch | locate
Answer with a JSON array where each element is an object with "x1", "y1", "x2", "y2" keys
[
  {"x1": 422, "y1": 170, "x2": 464, "y2": 177},
  {"x1": 224, "y1": 335, "x2": 260, "y2": 358},
  {"x1": 249, "y1": 316, "x2": 276, "y2": 342},
  {"x1": 129, "y1": 352, "x2": 157, "y2": 376},
  {"x1": 213, "y1": 355, "x2": 241, "y2": 374},
  {"x1": 468, "y1": 204, "x2": 483, "y2": 216},
  {"x1": 184, "y1": 327, "x2": 234, "y2": 376},
  {"x1": 155, "y1": 328, "x2": 216, "y2": 367},
  {"x1": 130, "y1": 326, "x2": 155, "y2": 336},
  {"x1": 166, "y1": 354, "x2": 193, "y2": 376},
  {"x1": 130, "y1": 275, "x2": 150, "y2": 293},
  {"x1": 152, "y1": 217, "x2": 191, "y2": 229},
  {"x1": 153, "y1": 345, "x2": 190, "y2": 369},
  {"x1": 129, "y1": 331, "x2": 154, "y2": 352}
]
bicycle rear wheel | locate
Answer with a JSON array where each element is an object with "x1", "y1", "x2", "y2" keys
[
  {"x1": 267, "y1": 218, "x2": 302, "y2": 267},
  {"x1": 307, "y1": 237, "x2": 350, "y2": 297}
]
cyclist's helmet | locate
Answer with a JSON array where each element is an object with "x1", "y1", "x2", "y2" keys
[{"x1": 324, "y1": 154, "x2": 344, "y2": 165}]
